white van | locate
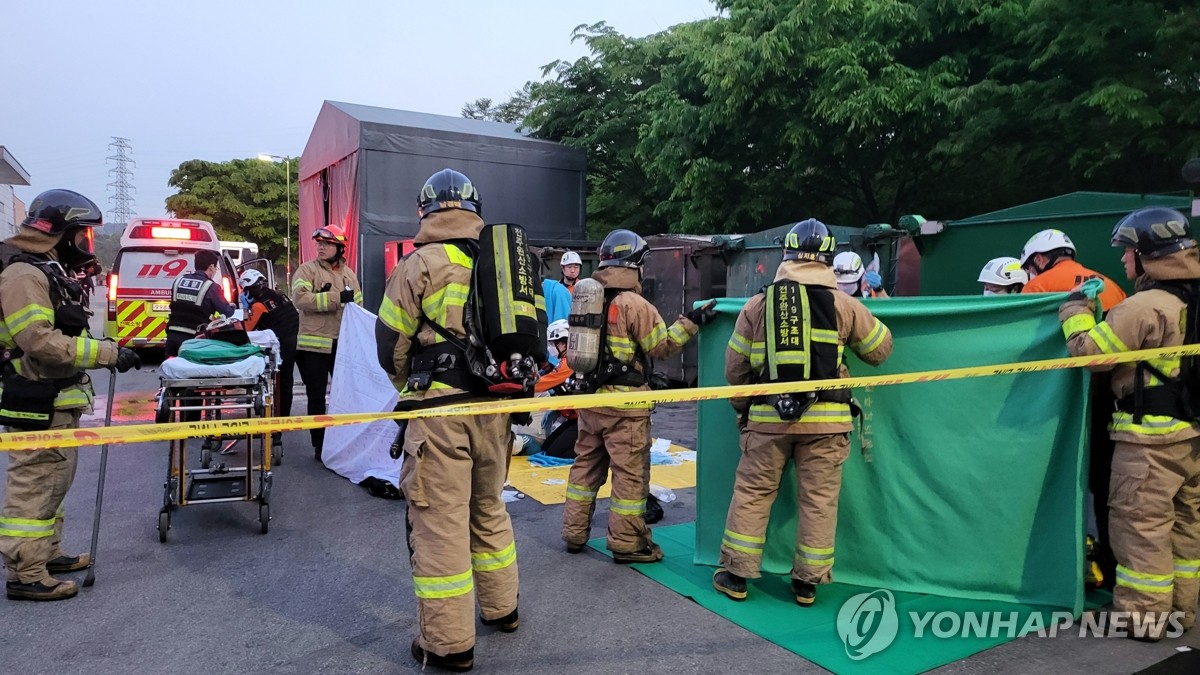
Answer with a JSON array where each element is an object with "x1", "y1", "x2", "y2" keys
[
  {"x1": 220, "y1": 240, "x2": 260, "y2": 266},
  {"x1": 105, "y1": 219, "x2": 272, "y2": 349}
]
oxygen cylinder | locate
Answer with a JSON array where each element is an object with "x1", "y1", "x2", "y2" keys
[
  {"x1": 475, "y1": 223, "x2": 543, "y2": 360},
  {"x1": 566, "y1": 277, "x2": 605, "y2": 376}
]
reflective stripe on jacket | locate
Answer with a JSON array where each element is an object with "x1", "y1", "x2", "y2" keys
[
  {"x1": 0, "y1": 260, "x2": 118, "y2": 410},
  {"x1": 590, "y1": 265, "x2": 698, "y2": 417},
  {"x1": 292, "y1": 258, "x2": 361, "y2": 354},
  {"x1": 1060, "y1": 261, "x2": 1200, "y2": 445},
  {"x1": 726, "y1": 260, "x2": 892, "y2": 435}
]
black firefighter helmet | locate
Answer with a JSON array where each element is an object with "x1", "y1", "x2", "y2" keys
[{"x1": 417, "y1": 169, "x2": 481, "y2": 219}]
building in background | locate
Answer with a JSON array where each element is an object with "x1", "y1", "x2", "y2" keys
[{"x1": 0, "y1": 146, "x2": 32, "y2": 266}]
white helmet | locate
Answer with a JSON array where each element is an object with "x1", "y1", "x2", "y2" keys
[
  {"x1": 1018, "y1": 229, "x2": 1075, "y2": 266},
  {"x1": 560, "y1": 251, "x2": 582, "y2": 266},
  {"x1": 547, "y1": 319, "x2": 570, "y2": 342},
  {"x1": 832, "y1": 251, "x2": 864, "y2": 284},
  {"x1": 977, "y1": 257, "x2": 1029, "y2": 286},
  {"x1": 238, "y1": 269, "x2": 265, "y2": 289}
]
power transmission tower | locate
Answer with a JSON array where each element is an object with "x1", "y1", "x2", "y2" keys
[{"x1": 106, "y1": 136, "x2": 136, "y2": 229}]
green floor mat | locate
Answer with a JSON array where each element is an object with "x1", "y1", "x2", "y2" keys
[{"x1": 591, "y1": 523, "x2": 1090, "y2": 675}]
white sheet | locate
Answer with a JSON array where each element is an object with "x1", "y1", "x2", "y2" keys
[
  {"x1": 159, "y1": 354, "x2": 266, "y2": 380},
  {"x1": 322, "y1": 303, "x2": 402, "y2": 489},
  {"x1": 247, "y1": 329, "x2": 281, "y2": 366}
]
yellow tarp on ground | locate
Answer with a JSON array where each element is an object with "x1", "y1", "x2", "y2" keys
[{"x1": 507, "y1": 445, "x2": 696, "y2": 505}]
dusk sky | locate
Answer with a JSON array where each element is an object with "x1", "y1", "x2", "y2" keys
[{"x1": 3, "y1": 0, "x2": 717, "y2": 221}]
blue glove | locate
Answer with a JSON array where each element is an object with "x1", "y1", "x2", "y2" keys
[
  {"x1": 864, "y1": 270, "x2": 883, "y2": 289},
  {"x1": 240, "y1": 294, "x2": 252, "y2": 311}
]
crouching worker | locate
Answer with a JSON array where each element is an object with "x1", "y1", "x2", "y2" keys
[
  {"x1": 1059, "y1": 207, "x2": 1200, "y2": 641},
  {"x1": 1, "y1": 189, "x2": 140, "y2": 602},
  {"x1": 713, "y1": 219, "x2": 892, "y2": 606}
]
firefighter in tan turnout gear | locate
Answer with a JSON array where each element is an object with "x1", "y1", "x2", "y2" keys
[
  {"x1": 712, "y1": 219, "x2": 892, "y2": 606},
  {"x1": 1060, "y1": 207, "x2": 1200, "y2": 641},
  {"x1": 561, "y1": 229, "x2": 718, "y2": 563},
  {"x1": 291, "y1": 224, "x2": 361, "y2": 460},
  {"x1": 0, "y1": 189, "x2": 140, "y2": 602},
  {"x1": 376, "y1": 169, "x2": 522, "y2": 672}
]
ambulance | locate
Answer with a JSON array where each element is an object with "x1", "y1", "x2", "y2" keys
[{"x1": 105, "y1": 218, "x2": 272, "y2": 349}]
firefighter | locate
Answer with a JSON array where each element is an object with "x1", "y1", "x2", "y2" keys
[
  {"x1": 0, "y1": 189, "x2": 140, "y2": 602},
  {"x1": 832, "y1": 251, "x2": 887, "y2": 298},
  {"x1": 561, "y1": 229, "x2": 718, "y2": 563},
  {"x1": 239, "y1": 269, "x2": 299, "y2": 420},
  {"x1": 1059, "y1": 207, "x2": 1200, "y2": 640},
  {"x1": 376, "y1": 169, "x2": 518, "y2": 671},
  {"x1": 712, "y1": 219, "x2": 893, "y2": 606},
  {"x1": 291, "y1": 224, "x2": 361, "y2": 460},
  {"x1": 1021, "y1": 228, "x2": 1127, "y2": 589},
  {"x1": 164, "y1": 249, "x2": 235, "y2": 358},
  {"x1": 978, "y1": 256, "x2": 1028, "y2": 294}
]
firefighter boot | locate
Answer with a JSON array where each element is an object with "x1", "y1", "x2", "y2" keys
[
  {"x1": 47, "y1": 553, "x2": 91, "y2": 574},
  {"x1": 481, "y1": 607, "x2": 520, "y2": 633},
  {"x1": 411, "y1": 637, "x2": 473, "y2": 672},
  {"x1": 713, "y1": 569, "x2": 748, "y2": 601},
  {"x1": 7, "y1": 578, "x2": 79, "y2": 602},
  {"x1": 613, "y1": 542, "x2": 664, "y2": 564},
  {"x1": 793, "y1": 580, "x2": 817, "y2": 606}
]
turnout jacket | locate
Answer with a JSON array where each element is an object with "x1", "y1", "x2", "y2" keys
[
  {"x1": 376, "y1": 209, "x2": 485, "y2": 405},
  {"x1": 292, "y1": 257, "x2": 362, "y2": 354},
  {"x1": 1060, "y1": 248, "x2": 1200, "y2": 445},
  {"x1": 0, "y1": 257, "x2": 118, "y2": 411},
  {"x1": 725, "y1": 260, "x2": 893, "y2": 435},
  {"x1": 589, "y1": 265, "x2": 698, "y2": 417}
]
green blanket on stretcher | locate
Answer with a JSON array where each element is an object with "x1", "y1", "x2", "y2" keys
[{"x1": 178, "y1": 338, "x2": 263, "y2": 365}]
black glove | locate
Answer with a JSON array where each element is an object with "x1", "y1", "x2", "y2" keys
[
  {"x1": 686, "y1": 300, "x2": 718, "y2": 326},
  {"x1": 339, "y1": 289, "x2": 355, "y2": 304},
  {"x1": 319, "y1": 282, "x2": 332, "y2": 293},
  {"x1": 115, "y1": 347, "x2": 141, "y2": 373}
]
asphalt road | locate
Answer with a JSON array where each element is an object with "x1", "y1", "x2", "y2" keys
[{"x1": 1, "y1": 292, "x2": 1197, "y2": 674}]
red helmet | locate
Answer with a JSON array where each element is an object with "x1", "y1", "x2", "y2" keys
[{"x1": 313, "y1": 224, "x2": 347, "y2": 245}]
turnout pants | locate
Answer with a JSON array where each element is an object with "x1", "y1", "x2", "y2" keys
[
  {"x1": 1, "y1": 410, "x2": 84, "y2": 584},
  {"x1": 295, "y1": 342, "x2": 336, "y2": 448},
  {"x1": 1109, "y1": 438, "x2": 1200, "y2": 633},
  {"x1": 276, "y1": 340, "x2": 297, "y2": 418},
  {"x1": 719, "y1": 430, "x2": 850, "y2": 584},
  {"x1": 562, "y1": 410, "x2": 653, "y2": 553},
  {"x1": 401, "y1": 412, "x2": 518, "y2": 656}
]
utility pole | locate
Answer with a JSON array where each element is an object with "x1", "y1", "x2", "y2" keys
[{"x1": 106, "y1": 137, "x2": 136, "y2": 230}]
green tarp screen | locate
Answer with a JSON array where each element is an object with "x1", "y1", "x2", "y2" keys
[{"x1": 694, "y1": 293, "x2": 1087, "y2": 614}]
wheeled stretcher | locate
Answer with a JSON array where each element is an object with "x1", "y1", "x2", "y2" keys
[{"x1": 154, "y1": 350, "x2": 277, "y2": 541}]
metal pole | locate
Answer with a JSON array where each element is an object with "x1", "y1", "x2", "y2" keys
[
  {"x1": 285, "y1": 157, "x2": 292, "y2": 287},
  {"x1": 83, "y1": 368, "x2": 118, "y2": 588}
]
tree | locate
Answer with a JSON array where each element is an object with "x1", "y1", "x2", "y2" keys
[
  {"x1": 526, "y1": 22, "x2": 701, "y2": 236},
  {"x1": 462, "y1": 83, "x2": 534, "y2": 123},
  {"x1": 521, "y1": 2, "x2": 1200, "y2": 234},
  {"x1": 165, "y1": 157, "x2": 296, "y2": 265}
]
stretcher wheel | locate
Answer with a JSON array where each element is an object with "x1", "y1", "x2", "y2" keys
[
  {"x1": 158, "y1": 511, "x2": 170, "y2": 543},
  {"x1": 201, "y1": 445, "x2": 212, "y2": 470},
  {"x1": 258, "y1": 503, "x2": 270, "y2": 534}
]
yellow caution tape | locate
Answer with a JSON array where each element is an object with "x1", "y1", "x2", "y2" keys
[{"x1": 4, "y1": 344, "x2": 1200, "y2": 452}]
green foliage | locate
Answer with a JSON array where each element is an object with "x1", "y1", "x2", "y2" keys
[
  {"x1": 462, "y1": 83, "x2": 533, "y2": 123},
  {"x1": 517, "y1": 1, "x2": 1200, "y2": 235},
  {"x1": 165, "y1": 158, "x2": 297, "y2": 265}
]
